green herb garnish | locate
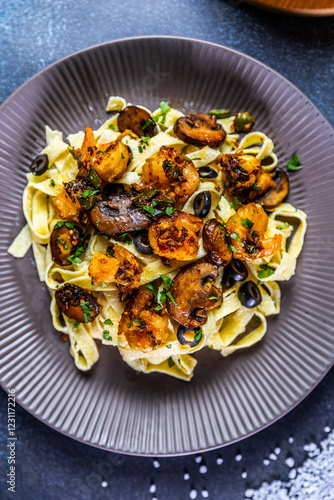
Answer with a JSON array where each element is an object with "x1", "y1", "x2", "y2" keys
[
  {"x1": 257, "y1": 263, "x2": 275, "y2": 279},
  {"x1": 287, "y1": 155, "x2": 303, "y2": 171},
  {"x1": 241, "y1": 218, "x2": 254, "y2": 230}
]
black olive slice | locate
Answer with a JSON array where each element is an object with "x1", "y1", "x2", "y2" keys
[
  {"x1": 222, "y1": 270, "x2": 236, "y2": 290},
  {"x1": 229, "y1": 259, "x2": 248, "y2": 282},
  {"x1": 177, "y1": 325, "x2": 202, "y2": 348},
  {"x1": 238, "y1": 281, "x2": 262, "y2": 308},
  {"x1": 29, "y1": 154, "x2": 49, "y2": 175},
  {"x1": 133, "y1": 231, "x2": 154, "y2": 255},
  {"x1": 193, "y1": 191, "x2": 211, "y2": 219},
  {"x1": 102, "y1": 183, "x2": 125, "y2": 201},
  {"x1": 198, "y1": 166, "x2": 218, "y2": 179}
]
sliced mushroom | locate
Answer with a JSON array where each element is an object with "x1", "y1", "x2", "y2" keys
[
  {"x1": 203, "y1": 219, "x2": 233, "y2": 266},
  {"x1": 50, "y1": 223, "x2": 83, "y2": 266},
  {"x1": 89, "y1": 194, "x2": 151, "y2": 235},
  {"x1": 118, "y1": 105, "x2": 157, "y2": 138},
  {"x1": 55, "y1": 284, "x2": 99, "y2": 323},
  {"x1": 166, "y1": 262, "x2": 223, "y2": 329},
  {"x1": 257, "y1": 168, "x2": 289, "y2": 209},
  {"x1": 173, "y1": 113, "x2": 226, "y2": 148}
]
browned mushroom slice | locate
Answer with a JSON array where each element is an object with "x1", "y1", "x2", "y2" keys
[
  {"x1": 50, "y1": 223, "x2": 82, "y2": 266},
  {"x1": 203, "y1": 219, "x2": 233, "y2": 266},
  {"x1": 166, "y1": 262, "x2": 223, "y2": 329},
  {"x1": 55, "y1": 284, "x2": 100, "y2": 323},
  {"x1": 118, "y1": 105, "x2": 157, "y2": 138},
  {"x1": 257, "y1": 168, "x2": 290, "y2": 210},
  {"x1": 173, "y1": 113, "x2": 226, "y2": 148},
  {"x1": 89, "y1": 194, "x2": 151, "y2": 235}
]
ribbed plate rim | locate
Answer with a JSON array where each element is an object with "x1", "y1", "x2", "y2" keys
[{"x1": 0, "y1": 36, "x2": 333, "y2": 457}]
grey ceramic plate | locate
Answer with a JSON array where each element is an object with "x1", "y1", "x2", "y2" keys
[{"x1": 1, "y1": 37, "x2": 333, "y2": 456}]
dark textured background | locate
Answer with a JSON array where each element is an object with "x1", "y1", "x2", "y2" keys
[{"x1": 0, "y1": 1, "x2": 333, "y2": 499}]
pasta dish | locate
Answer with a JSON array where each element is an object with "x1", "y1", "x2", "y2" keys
[{"x1": 8, "y1": 97, "x2": 307, "y2": 381}]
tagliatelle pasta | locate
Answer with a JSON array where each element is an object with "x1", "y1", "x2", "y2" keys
[{"x1": 9, "y1": 96, "x2": 307, "y2": 381}]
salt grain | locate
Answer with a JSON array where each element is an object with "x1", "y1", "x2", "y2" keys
[
  {"x1": 149, "y1": 484, "x2": 156, "y2": 494},
  {"x1": 246, "y1": 430, "x2": 334, "y2": 499},
  {"x1": 285, "y1": 457, "x2": 295, "y2": 468},
  {"x1": 216, "y1": 457, "x2": 223, "y2": 465},
  {"x1": 201, "y1": 489, "x2": 209, "y2": 498},
  {"x1": 199, "y1": 465, "x2": 207, "y2": 474},
  {"x1": 190, "y1": 488, "x2": 197, "y2": 499},
  {"x1": 153, "y1": 459, "x2": 160, "y2": 468},
  {"x1": 101, "y1": 481, "x2": 108, "y2": 488},
  {"x1": 235, "y1": 454, "x2": 242, "y2": 462}
]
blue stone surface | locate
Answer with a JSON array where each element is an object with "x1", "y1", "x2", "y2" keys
[{"x1": 0, "y1": 1, "x2": 333, "y2": 499}]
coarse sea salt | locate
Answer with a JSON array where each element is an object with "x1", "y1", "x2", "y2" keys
[{"x1": 244, "y1": 430, "x2": 334, "y2": 499}]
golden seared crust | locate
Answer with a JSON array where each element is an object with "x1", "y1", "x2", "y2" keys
[
  {"x1": 221, "y1": 154, "x2": 274, "y2": 202},
  {"x1": 141, "y1": 146, "x2": 200, "y2": 204},
  {"x1": 225, "y1": 203, "x2": 282, "y2": 260},
  {"x1": 148, "y1": 211, "x2": 203, "y2": 261},
  {"x1": 118, "y1": 291, "x2": 170, "y2": 352}
]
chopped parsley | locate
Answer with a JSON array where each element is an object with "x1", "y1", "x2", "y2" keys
[
  {"x1": 104, "y1": 319, "x2": 113, "y2": 325},
  {"x1": 108, "y1": 123, "x2": 115, "y2": 130},
  {"x1": 153, "y1": 304, "x2": 163, "y2": 311},
  {"x1": 276, "y1": 226, "x2": 283, "y2": 230},
  {"x1": 154, "y1": 101, "x2": 171, "y2": 124},
  {"x1": 257, "y1": 263, "x2": 275, "y2": 279},
  {"x1": 138, "y1": 145, "x2": 144, "y2": 153},
  {"x1": 230, "y1": 233, "x2": 240, "y2": 241},
  {"x1": 284, "y1": 221, "x2": 290, "y2": 227},
  {"x1": 231, "y1": 245, "x2": 237, "y2": 253},
  {"x1": 166, "y1": 344, "x2": 172, "y2": 349},
  {"x1": 257, "y1": 280, "x2": 265, "y2": 286},
  {"x1": 249, "y1": 245, "x2": 255, "y2": 253},
  {"x1": 143, "y1": 205, "x2": 160, "y2": 215},
  {"x1": 287, "y1": 154, "x2": 303, "y2": 171},
  {"x1": 209, "y1": 296, "x2": 219, "y2": 300},
  {"x1": 102, "y1": 282, "x2": 108, "y2": 288},
  {"x1": 121, "y1": 152, "x2": 125, "y2": 159},
  {"x1": 160, "y1": 274, "x2": 173, "y2": 289},
  {"x1": 57, "y1": 236, "x2": 63, "y2": 244},
  {"x1": 165, "y1": 206, "x2": 176, "y2": 216},
  {"x1": 127, "y1": 318, "x2": 145, "y2": 328},
  {"x1": 241, "y1": 218, "x2": 254, "y2": 230},
  {"x1": 194, "y1": 329, "x2": 202, "y2": 342},
  {"x1": 103, "y1": 330, "x2": 113, "y2": 341},
  {"x1": 141, "y1": 136, "x2": 150, "y2": 146},
  {"x1": 253, "y1": 183, "x2": 263, "y2": 192},
  {"x1": 82, "y1": 189, "x2": 100, "y2": 199},
  {"x1": 167, "y1": 358, "x2": 175, "y2": 368},
  {"x1": 55, "y1": 221, "x2": 64, "y2": 229},
  {"x1": 50, "y1": 178, "x2": 55, "y2": 187},
  {"x1": 65, "y1": 222, "x2": 75, "y2": 229},
  {"x1": 73, "y1": 322, "x2": 81, "y2": 330},
  {"x1": 142, "y1": 119, "x2": 153, "y2": 131},
  {"x1": 119, "y1": 232, "x2": 132, "y2": 244},
  {"x1": 166, "y1": 291, "x2": 177, "y2": 307},
  {"x1": 147, "y1": 283, "x2": 158, "y2": 300},
  {"x1": 80, "y1": 301, "x2": 94, "y2": 323},
  {"x1": 218, "y1": 221, "x2": 226, "y2": 229},
  {"x1": 234, "y1": 196, "x2": 242, "y2": 206}
]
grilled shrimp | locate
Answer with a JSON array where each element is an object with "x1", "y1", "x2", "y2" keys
[
  {"x1": 148, "y1": 211, "x2": 203, "y2": 261},
  {"x1": 118, "y1": 291, "x2": 170, "y2": 352},
  {"x1": 141, "y1": 146, "x2": 200, "y2": 205},
  {"x1": 226, "y1": 203, "x2": 282, "y2": 260},
  {"x1": 88, "y1": 245, "x2": 142, "y2": 300},
  {"x1": 221, "y1": 154, "x2": 274, "y2": 203}
]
